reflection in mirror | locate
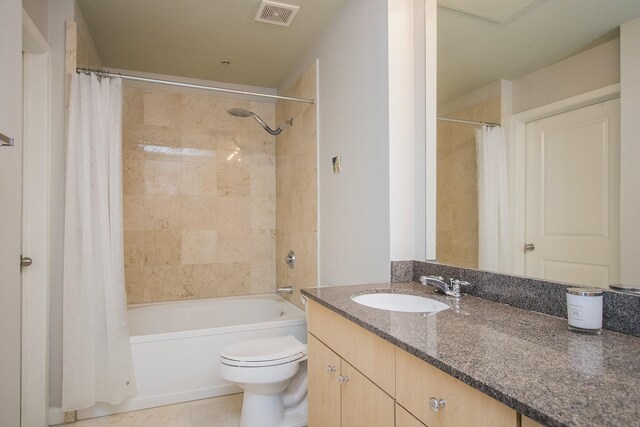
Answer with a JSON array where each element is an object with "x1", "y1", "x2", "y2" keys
[{"x1": 436, "y1": 1, "x2": 640, "y2": 289}]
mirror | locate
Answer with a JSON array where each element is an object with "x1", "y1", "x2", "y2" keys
[{"x1": 436, "y1": 1, "x2": 640, "y2": 289}]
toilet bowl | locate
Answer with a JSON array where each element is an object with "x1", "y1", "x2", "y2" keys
[{"x1": 219, "y1": 335, "x2": 308, "y2": 427}]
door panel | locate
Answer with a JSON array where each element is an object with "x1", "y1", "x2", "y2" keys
[
  {"x1": 340, "y1": 361, "x2": 394, "y2": 427},
  {"x1": 308, "y1": 334, "x2": 341, "y2": 427},
  {"x1": 525, "y1": 99, "x2": 620, "y2": 287}
]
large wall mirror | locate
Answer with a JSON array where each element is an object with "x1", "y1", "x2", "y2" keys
[{"x1": 435, "y1": 0, "x2": 640, "y2": 289}]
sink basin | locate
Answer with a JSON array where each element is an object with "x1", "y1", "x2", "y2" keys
[{"x1": 351, "y1": 292, "x2": 449, "y2": 313}]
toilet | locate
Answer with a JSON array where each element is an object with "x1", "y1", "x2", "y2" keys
[{"x1": 219, "y1": 335, "x2": 308, "y2": 427}]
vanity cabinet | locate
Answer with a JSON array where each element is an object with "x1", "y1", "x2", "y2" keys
[
  {"x1": 396, "y1": 348, "x2": 515, "y2": 427},
  {"x1": 308, "y1": 334, "x2": 395, "y2": 426},
  {"x1": 396, "y1": 404, "x2": 426, "y2": 427},
  {"x1": 307, "y1": 300, "x2": 518, "y2": 427},
  {"x1": 522, "y1": 416, "x2": 544, "y2": 427}
]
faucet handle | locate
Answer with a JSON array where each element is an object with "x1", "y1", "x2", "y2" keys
[{"x1": 450, "y1": 279, "x2": 471, "y2": 295}]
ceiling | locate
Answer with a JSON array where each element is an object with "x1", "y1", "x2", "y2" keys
[
  {"x1": 438, "y1": 0, "x2": 640, "y2": 103},
  {"x1": 76, "y1": 0, "x2": 345, "y2": 89}
]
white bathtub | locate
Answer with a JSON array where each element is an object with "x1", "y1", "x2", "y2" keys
[{"x1": 77, "y1": 294, "x2": 307, "y2": 420}]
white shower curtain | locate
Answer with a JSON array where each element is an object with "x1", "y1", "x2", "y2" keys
[
  {"x1": 62, "y1": 73, "x2": 136, "y2": 411},
  {"x1": 476, "y1": 125, "x2": 512, "y2": 273}
]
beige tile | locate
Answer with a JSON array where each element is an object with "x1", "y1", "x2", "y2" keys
[
  {"x1": 217, "y1": 229, "x2": 251, "y2": 263},
  {"x1": 213, "y1": 263, "x2": 251, "y2": 296},
  {"x1": 123, "y1": 88, "x2": 143, "y2": 126},
  {"x1": 182, "y1": 230, "x2": 217, "y2": 265},
  {"x1": 216, "y1": 197, "x2": 250, "y2": 233},
  {"x1": 180, "y1": 93, "x2": 218, "y2": 130},
  {"x1": 142, "y1": 230, "x2": 181, "y2": 266},
  {"x1": 251, "y1": 197, "x2": 276, "y2": 230},
  {"x1": 71, "y1": 413, "x2": 134, "y2": 426},
  {"x1": 189, "y1": 394, "x2": 242, "y2": 425},
  {"x1": 181, "y1": 131, "x2": 217, "y2": 163},
  {"x1": 124, "y1": 230, "x2": 146, "y2": 268},
  {"x1": 123, "y1": 149, "x2": 145, "y2": 195},
  {"x1": 181, "y1": 196, "x2": 217, "y2": 230},
  {"x1": 182, "y1": 161, "x2": 217, "y2": 196},
  {"x1": 130, "y1": 402, "x2": 191, "y2": 427},
  {"x1": 144, "y1": 160, "x2": 182, "y2": 195},
  {"x1": 250, "y1": 166, "x2": 275, "y2": 201},
  {"x1": 217, "y1": 164, "x2": 250, "y2": 197},
  {"x1": 250, "y1": 259, "x2": 276, "y2": 294},
  {"x1": 143, "y1": 91, "x2": 182, "y2": 128}
]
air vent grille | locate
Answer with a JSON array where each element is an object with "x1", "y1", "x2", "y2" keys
[{"x1": 255, "y1": 1, "x2": 300, "y2": 27}]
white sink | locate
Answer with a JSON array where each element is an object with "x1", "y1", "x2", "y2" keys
[{"x1": 351, "y1": 292, "x2": 449, "y2": 313}]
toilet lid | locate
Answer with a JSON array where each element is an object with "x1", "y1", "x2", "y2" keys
[{"x1": 220, "y1": 336, "x2": 307, "y2": 367}]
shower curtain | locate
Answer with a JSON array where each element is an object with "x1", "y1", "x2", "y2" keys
[
  {"x1": 62, "y1": 73, "x2": 135, "y2": 410},
  {"x1": 476, "y1": 125, "x2": 512, "y2": 273}
]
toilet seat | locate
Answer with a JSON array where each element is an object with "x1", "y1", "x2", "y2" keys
[{"x1": 220, "y1": 335, "x2": 307, "y2": 368}]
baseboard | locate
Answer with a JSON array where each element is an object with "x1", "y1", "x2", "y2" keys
[
  {"x1": 47, "y1": 407, "x2": 65, "y2": 426},
  {"x1": 76, "y1": 384, "x2": 241, "y2": 420}
]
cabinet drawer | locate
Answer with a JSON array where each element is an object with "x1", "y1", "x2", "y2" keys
[
  {"x1": 307, "y1": 300, "x2": 395, "y2": 396},
  {"x1": 396, "y1": 348, "x2": 516, "y2": 427},
  {"x1": 396, "y1": 403, "x2": 426, "y2": 427}
]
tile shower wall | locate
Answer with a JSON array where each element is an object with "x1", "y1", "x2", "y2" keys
[
  {"x1": 437, "y1": 97, "x2": 501, "y2": 268},
  {"x1": 276, "y1": 63, "x2": 318, "y2": 308},
  {"x1": 122, "y1": 87, "x2": 276, "y2": 303}
]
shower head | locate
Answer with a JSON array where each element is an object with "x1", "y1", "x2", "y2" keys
[
  {"x1": 227, "y1": 108, "x2": 293, "y2": 136},
  {"x1": 227, "y1": 108, "x2": 254, "y2": 118}
]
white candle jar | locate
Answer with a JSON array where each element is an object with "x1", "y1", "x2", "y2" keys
[{"x1": 566, "y1": 288, "x2": 603, "y2": 334}]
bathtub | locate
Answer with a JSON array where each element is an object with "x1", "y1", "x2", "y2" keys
[{"x1": 77, "y1": 294, "x2": 307, "y2": 420}]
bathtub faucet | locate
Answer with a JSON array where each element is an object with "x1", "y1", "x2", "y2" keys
[{"x1": 276, "y1": 285, "x2": 294, "y2": 295}]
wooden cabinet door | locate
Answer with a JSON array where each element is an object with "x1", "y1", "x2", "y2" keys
[
  {"x1": 522, "y1": 415, "x2": 544, "y2": 427},
  {"x1": 397, "y1": 349, "x2": 516, "y2": 427},
  {"x1": 308, "y1": 334, "x2": 341, "y2": 427},
  {"x1": 341, "y1": 360, "x2": 395, "y2": 427},
  {"x1": 396, "y1": 403, "x2": 426, "y2": 427}
]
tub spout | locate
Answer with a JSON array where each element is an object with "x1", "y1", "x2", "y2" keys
[{"x1": 276, "y1": 285, "x2": 294, "y2": 295}]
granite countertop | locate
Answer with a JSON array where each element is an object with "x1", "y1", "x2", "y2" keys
[{"x1": 301, "y1": 282, "x2": 640, "y2": 427}]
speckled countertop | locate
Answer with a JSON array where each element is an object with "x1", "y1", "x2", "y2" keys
[{"x1": 301, "y1": 282, "x2": 640, "y2": 427}]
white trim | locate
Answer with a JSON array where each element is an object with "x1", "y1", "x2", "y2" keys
[
  {"x1": 508, "y1": 84, "x2": 621, "y2": 274},
  {"x1": 424, "y1": 0, "x2": 437, "y2": 260},
  {"x1": 47, "y1": 407, "x2": 65, "y2": 426},
  {"x1": 22, "y1": 9, "x2": 51, "y2": 427}
]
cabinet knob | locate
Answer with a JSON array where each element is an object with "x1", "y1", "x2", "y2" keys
[
  {"x1": 325, "y1": 365, "x2": 336, "y2": 374},
  {"x1": 337, "y1": 375, "x2": 350, "y2": 384},
  {"x1": 429, "y1": 397, "x2": 446, "y2": 413}
]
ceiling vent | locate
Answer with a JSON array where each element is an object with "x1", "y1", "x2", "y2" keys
[{"x1": 255, "y1": 1, "x2": 300, "y2": 27}]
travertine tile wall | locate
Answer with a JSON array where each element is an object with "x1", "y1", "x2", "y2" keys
[
  {"x1": 122, "y1": 87, "x2": 276, "y2": 303},
  {"x1": 276, "y1": 63, "x2": 318, "y2": 308},
  {"x1": 437, "y1": 97, "x2": 501, "y2": 269}
]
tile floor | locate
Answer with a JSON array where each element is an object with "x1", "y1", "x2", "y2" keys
[{"x1": 66, "y1": 394, "x2": 242, "y2": 427}]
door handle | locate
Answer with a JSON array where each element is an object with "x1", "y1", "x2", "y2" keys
[
  {"x1": 524, "y1": 243, "x2": 535, "y2": 251},
  {"x1": 20, "y1": 256, "x2": 33, "y2": 268}
]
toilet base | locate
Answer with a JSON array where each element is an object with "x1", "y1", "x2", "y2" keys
[{"x1": 239, "y1": 392, "x2": 307, "y2": 427}]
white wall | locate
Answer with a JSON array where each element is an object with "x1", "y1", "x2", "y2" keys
[
  {"x1": 511, "y1": 38, "x2": 620, "y2": 114},
  {"x1": 281, "y1": 0, "x2": 391, "y2": 286},
  {"x1": 48, "y1": 0, "x2": 76, "y2": 409},
  {"x1": 620, "y1": 18, "x2": 640, "y2": 284},
  {"x1": 0, "y1": 0, "x2": 23, "y2": 424},
  {"x1": 22, "y1": 0, "x2": 48, "y2": 40},
  {"x1": 389, "y1": 0, "x2": 416, "y2": 261}
]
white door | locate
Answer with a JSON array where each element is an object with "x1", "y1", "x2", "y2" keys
[
  {"x1": 525, "y1": 98, "x2": 620, "y2": 288},
  {"x1": 0, "y1": 0, "x2": 24, "y2": 425}
]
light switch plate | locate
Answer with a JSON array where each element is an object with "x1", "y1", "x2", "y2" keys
[{"x1": 332, "y1": 156, "x2": 342, "y2": 173}]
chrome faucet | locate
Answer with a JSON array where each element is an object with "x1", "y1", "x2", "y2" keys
[
  {"x1": 276, "y1": 285, "x2": 294, "y2": 295},
  {"x1": 419, "y1": 276, "x2": 469, "y2": 298}
]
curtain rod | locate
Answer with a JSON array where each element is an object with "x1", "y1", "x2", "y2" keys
[
  {"x1": 76, "y1": 68, "x2": 315, "y2": 104},
  {"x1": 437, "y1": 117, "x2": 501, "y2": 128}
]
